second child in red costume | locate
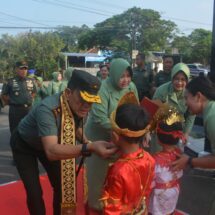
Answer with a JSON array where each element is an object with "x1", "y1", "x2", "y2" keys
[{"x1": 149, "y1": 110, "x2": 185, "y2": 215}]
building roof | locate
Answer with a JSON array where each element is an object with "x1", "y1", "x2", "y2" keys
[{"x1": 60, "y1": 52, "x2": 100, "y2": 57}]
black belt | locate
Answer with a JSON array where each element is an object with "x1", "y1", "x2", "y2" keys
[{"x1": 10, "y1": 104, "x2": 31, "y2": 108}]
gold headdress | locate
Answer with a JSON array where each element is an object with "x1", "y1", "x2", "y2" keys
[
  {"x1": 110, "y1": 92, "x2": 185, "y2": 138},
  {"x1": 154, "y1": 104, "x2": 186, "y2": 143},
  {"x1": 149, "y1": 103, "x2": 185, "y2": 132},
  {"x1": 110, "y1": 92, "x2": 151, "y2": 137}
]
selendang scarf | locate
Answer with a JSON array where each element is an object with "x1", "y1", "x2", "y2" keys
[{"x1": 60, "y1": 91, "x2": 76, "y2": 214}]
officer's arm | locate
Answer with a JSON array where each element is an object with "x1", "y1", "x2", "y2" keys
[
  {"x1": 42, "y1": 136, "x2": 83, "y2": 160},
  {"x1": 42, "y1": 136, "x2": 117, "y2": 161}
]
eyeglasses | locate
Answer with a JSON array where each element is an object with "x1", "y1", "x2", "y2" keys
[
  {"x1": 173, "y1": 78, "x2": 187, "y2": 83},
  {"x1": 19, "y1": 67, "x2": 28, "y2": 70}
]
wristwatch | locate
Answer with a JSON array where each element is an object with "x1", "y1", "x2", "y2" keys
[
  {"x1": 81, "y1": 142, "x2": 92, "y2": 157},
  {"x1": 187, "y1": 156, "x2": 193, "y2": 168}
]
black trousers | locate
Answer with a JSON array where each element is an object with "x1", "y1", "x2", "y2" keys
[
  {"x1": 10, "y1": 129, "x2": 62, "y2": 215},
  {"x1": 9, "y1": 105, "x2": 31, "y2": 133}
]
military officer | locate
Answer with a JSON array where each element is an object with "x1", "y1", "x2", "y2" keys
[
  {"x1": 2, "y1": 60, "x2": 36, "y2": 133},
  {"x1": 132, "y1": 53, "x2": 154, "y2": 101},
  {"x1": 10, "y1": 70, "x2": 117, "y2": 215},
  {"x1": 154, "y1": 55, "x2": 174, "y2": 87}
]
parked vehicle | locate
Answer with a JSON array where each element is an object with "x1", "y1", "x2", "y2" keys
[{"x1": 187, "y1": 63, "x2": 209, "y2": 77}]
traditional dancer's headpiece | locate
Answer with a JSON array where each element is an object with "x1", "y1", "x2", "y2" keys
[
  {"x1": 110, "y1": 92, "x2": 185, "y2": 139},
  {"x1": 110, "y1": 92, "x2": 150, "y2": 137}
]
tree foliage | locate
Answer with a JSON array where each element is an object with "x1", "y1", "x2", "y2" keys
[
  {"x1": 78, "y1": 7, "x2": 177, "y2": 54},
  {"x1": 172, "y1": 29, "x2": 212, "y2": 65},
  {"x1": 55, "y1": 25, "x2": 89, "y2": 52},
  {"x1": 0, "y1": 32, "x2": 64, "y2": 80},
  {"x1": 0, "y1": 7, "x2": 212, "y2": 80}
]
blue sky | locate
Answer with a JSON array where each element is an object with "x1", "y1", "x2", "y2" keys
[{"x1": 0, "y1": 0, "x2": 213, "y2": 35}]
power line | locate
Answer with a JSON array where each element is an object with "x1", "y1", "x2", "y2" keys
[
  {"x1": 163, "y1": 16, "x2": 212, "y2": 26},
  {"x1": 33, "y1": 0, "x2": 112, "y2": 17},
  {"x1": 53, "y1": 0, "x2": 115, "y2": 15},
  {"x1": 80, "y1": 0, "x2": 127, "y2": 10},
  {"x1": 0, "y1": 26, "x2": 57, "y2": 29},
  {"x1": 0, "y1": 11, "x2": 50, "y2": 27}
]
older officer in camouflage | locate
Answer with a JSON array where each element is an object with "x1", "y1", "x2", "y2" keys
[
  {"x1": 2, "y1": 61, "x2": 36, "y2": 133},
  {"x1": 10, "y1": 70, "x2": 117, "y2": 215},
  {"x1": 132, "y1": 53, "x2": 154, "y2": 101}
]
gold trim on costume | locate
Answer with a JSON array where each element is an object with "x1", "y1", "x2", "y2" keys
[
  {"x1": 80, "y1": 91, "x2": 101, "y2": 103},
  {"x1": 60, "y1": 92, "x2": 76, "y2": 214},
  {"x1": 100, "y1": 150, "x2": 152, "y2": 215}
]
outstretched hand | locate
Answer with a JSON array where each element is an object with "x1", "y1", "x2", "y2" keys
[
  {"x1": 172, "y1": 153, "x2": 189, "y2": 171},
  {"x1": 90, "y1": 141, "x2": 118, "y2": 158}
]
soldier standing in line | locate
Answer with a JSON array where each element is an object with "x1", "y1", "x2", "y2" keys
[
  {"x1": 1, "y1": 60, "x2": 36, "y2": 133},
  {"x1": 132, "y1": 53, "x2": 154, "y2": 101},
  {"x1": 154, "y1": 55, "x2": 174, "y2": 87}
]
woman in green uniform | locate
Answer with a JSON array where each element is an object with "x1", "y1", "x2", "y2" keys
[
  {"x1": 85, "y1": 58, "x2": 138, "y2": 212},
  {"x1": 153, "y1": 63, "x2": 195, "y2": 140},
  {"x1": 46, "y1": 71, "x2": 62, "y2": 96},
  {"x1": 173, "y1": 76, "x2": 215, "y2": 170},
  {"x1": 33, "y1": 77, "x2": 47, "y2": 106},
  {"x1": 59, "y1": 67, "x2": 74, "y2": 92}
]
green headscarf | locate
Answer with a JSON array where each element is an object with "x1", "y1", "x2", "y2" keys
[
  {"x1": 171, "y1": 63, "x2": 190, "y2": 80},
  {"x1": 52, "y1": 72, "x2": 61, "y2": 82},
  {"x1": 171, "y1": 63, "x2": 190, "y2": 97},
  {"x1": 109, "y1": 58, "x2": 131, "y2": 89}
]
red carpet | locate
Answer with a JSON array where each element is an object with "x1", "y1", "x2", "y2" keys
[
  {"x1": 0, "y1": 171, "x2": 86, "y2": 215},
  {"x1": 0, "y1": 170, "x2": 188, "y2": 215}
]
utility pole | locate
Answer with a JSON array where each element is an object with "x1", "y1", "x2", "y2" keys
[
  {"x1": 209, "y1": 0, "x2": 215, "y2": 82},
  {"x1": 130, "y1": 12, "x2": 139, "y2": 68}
]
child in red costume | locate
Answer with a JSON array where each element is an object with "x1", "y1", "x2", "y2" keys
[{"x1": 100, "y1": 103, "x2": 155, "y2": 215}]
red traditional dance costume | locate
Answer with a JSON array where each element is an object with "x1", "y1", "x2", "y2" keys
[
  {"x1": 101, "y1": 148, "x2": 155, "y2": 215},
  {"x1": 149, "y1": 147, "x2": 183, "y2": 215}
]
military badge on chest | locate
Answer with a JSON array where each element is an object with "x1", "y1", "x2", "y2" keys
[
  {"x1": 26, "y1": 80, "x2": 34, "y2": 93},
  {"x1": 26, "y1": 80, "x2": 33, "y2": 88},
  {"x1": 12, "y1": 79, "x2": 20, "y2": 96}
]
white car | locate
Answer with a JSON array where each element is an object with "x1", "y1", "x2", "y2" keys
[{"x1": 187, "y1": 63, "x2": 209, "y2": 77}]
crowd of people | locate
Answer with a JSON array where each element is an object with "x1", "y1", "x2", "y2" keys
[{"x1": 0, "y1": 54, "x2": 215, "y2": 215}]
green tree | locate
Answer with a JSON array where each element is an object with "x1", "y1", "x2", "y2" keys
[
  {"x1": 78, "y1": 7, "x2": 177, "y2": 54},
  {"x1": 189, "y1": 29, "x2": 212, "y2": 65},
  {"x1": 0, "y1": 32, "x2": 64, "y2": 79},
  {"x1": 171, "y1": 35, "x2": 192, "y2": 62},
  {"x1": 172, "y1": 29, "x2": 212, "y2": 65},
  {"x1": 55, "y1": 25, "x2": 90, "y2": 52}
]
